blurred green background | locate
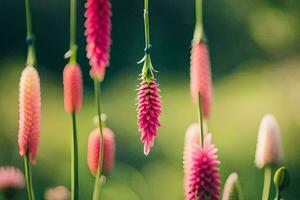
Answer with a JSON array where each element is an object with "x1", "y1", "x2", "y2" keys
[{"x1": 0, "y1": 0, "x2": 300, "y2": 199}]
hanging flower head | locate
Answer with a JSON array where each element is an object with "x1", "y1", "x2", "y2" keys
[
  {"x1": 184, "y1": 133, "x2": 221, "y2": 200},
  {"x1": 63, "y1": 63, "x2": 83, "y2": 113},
  {"x1": 190, "y1": 42, "x2": 212, "y2": 118},
  {"x1": 87, "y1": 127, "x2": 116, "y2": 176},
  {"x1": 255, "y1": 113, "x2": 282, "y2": 168},
  {"x1": 18, "y1": 66, "x2": 41, "y2": 163},
  {"x1": 84, "y1": 0, "x2": 112, "y2": 81}
]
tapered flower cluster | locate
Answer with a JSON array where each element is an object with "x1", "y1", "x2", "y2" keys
[
  {"x1": 184, "y1": 132, "x2": 221, "y2": 200},
  {"x1": 137, "y1": 79, "x2": 161, "y2": 156},
  {"x1": 63, "y1": 63, "x2": 83, "y2": 113},
  {"x1": 84, "y1": 0, "x2": 112, "y2": 80},
  {"x1": 18, "y1": 66, "x2": 41, "y2": 162},
  {"x1": 190, "y1": 42, "x2": 212, "y2": 118},
  {"x1": 87, "y1": 127, "x2": 115, "y2": 176},
  {"x1": 255, "y1": 113, "x2": 282, "y2": 168},
  {"x1": 0, "y1": 166, "x2": 25, "y2": 189}
]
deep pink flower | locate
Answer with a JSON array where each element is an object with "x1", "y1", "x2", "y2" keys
[
  {"x1": 63, "y1": 63, "x2": 83, "y2": 113},
  {"x1": 0, "y1": 166, "x2": 25, "y2": 189},
  {"x1": 87, "y1": 127, "x2": 115, "y2": 176},
  {"x1": 190, "y1": 43, "x2": 212, "y2": 118},
  {"x1": 137, "y1": 80, "x2": 161, "y2": 156},
  {"x1": 184, "y1": 133, "x2": 221, "y2": 200},
  {"x1": 18, "y1": 66, "x2": 41, "y2": 163},
  {"x1": 84, "y1": 0, "x2": 112, "y2": 81}
]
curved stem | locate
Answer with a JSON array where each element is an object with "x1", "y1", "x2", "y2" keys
[
  {"x1": 24, "y1": 152, "x2": 35, "y2": 200},
  {"x1": 24, "y1": 0, "x2": 36, "y2": 67},
  {"x1": 92, "y1": 78, "x2": 105, "y2": 200},
  {"x1": 262, "y1": 166, "x2": 272, "y2": 200},
  {"x1": 193, "y1": 0, "x2": 204, "y2": 44},
  {"x1": 69, "y1": 0, "x2": 77, "y2": 64},
  {"x1": 71, "y1": 112, "x2": 79, "y2": 200},
  {"x1": 197, "y1": 93, "x2": 204, "y2": 147}
]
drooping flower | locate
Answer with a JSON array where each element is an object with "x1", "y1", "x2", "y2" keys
[
  {"x1": 255, "y1": 113, "x2": 282, "y2": 169},
  {"x1": 137, "y1": 79, "x2": 161, "y2": 156},
  {"x1": 63, "y1": 63, "x2": 83, "y2": 113},
  {"x1": 190, "y1": 42, "x2": 212, "y2": 118},
  {"x1": 184, "y1": 133, "x2": 221, "y2": 200},
  {"x1": 0, "y1": 166, "x2": 25, "y2": 190},
  {"x1": 18, "y1": 66, "x2": 41, "y2": 162},
  {"x1": 87, "y1": 127, "x2": 115, "y2": 176},
  {"x1": 44, "y1": 186, "x2": 70, "y2": 200},
  {"x1": 84, "y1": 0, "x2": 112, "y2": 81},
  {"x1": 222, "y1": 173, "x2": 243, "y2": 200}
]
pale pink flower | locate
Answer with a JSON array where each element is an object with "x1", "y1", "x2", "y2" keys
[
  {"x1": 222, "y1": 173, "x2": 243, "y2": 200},
  {"x1": 18, "y1": 66, "x2": 41, "y2": 163},
  {"x1": 190, "y1": 42, "x2": 212, "y2": 118},
  {"x1": 63, "y1": 63, "x2": 83, "y2": 113},
  {"x1": 44, "y1": 185, "x2": 70, "y2": 200},
  {"x1": 0, "y1": 166, "x2": 25, "y2": 189},
  {"x1": 255, "y1": 113, "x2": 282, "y2": 168},
  {"x1": 87, "y1": 127, "x2": 115, "y2": 176}
]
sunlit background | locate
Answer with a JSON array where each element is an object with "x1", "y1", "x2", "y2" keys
[{"x1": 0, "y1": 0, "x2": 300, "y2": 199}]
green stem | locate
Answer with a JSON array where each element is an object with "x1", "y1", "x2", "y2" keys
[
  {"x1": 92, "y1": 78, "x2": 105, "y2": 200},
  {"x1": 23, "y1": 152, "x2": 35, "y2": 200},
  {"x1": 71, "y1": 112, "x2": 79, "y2": 200},
  {"x1": 262, "y1": 166, "x2": 272, "y2": 200},
  {"x1": 193, "y1": 0, "x2": 204, "y2": 44},
  {"x1": 69, "y1": 0, "x2": 77, "y2": 64},
  {"x1": 24, "y1": 0, "x2": 36, "y2": 67},
  {"x1": 144, "y1": 0, "x2": 150, "y2": 49},
  {"x1": 197, "y1": 93, "x2": 204, "y2": 147},
  {"x1": 275, "y1": 188, "x2": 280, "y2": 200}
]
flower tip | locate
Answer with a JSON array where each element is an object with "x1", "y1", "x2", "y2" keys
[{"x1": 255, "y1": 113, "x2": 282, "y2": 168}]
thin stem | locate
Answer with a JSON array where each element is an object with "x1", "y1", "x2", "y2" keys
[
  {"x1": 144, "y1": 0, "x2": 150, "y2": 49},
  {"x1": 275, "y1": 188, "x2": 280, "y2": 200},
  {"x1": 23, "y1": 152, "x2": 35, "y2": 200},
  {"x1": 69, "y1": 0, "x2": 77, "y2": 63},
  {"x1": 262, "y1": 166, "x2": 272, "y2": 200},
  {"x1": 71, "y1": 112, "x2": 79, "y2": 200},
  {"x1": 197, "y1": 93, "x2": 204, "y2": 147},
  {"x1": 24, "y1": 0, "x2": 36, "y2": 67},
  {"x1": 92, "y1": 78, "x2": 105, "y2": 200},
  {"x1": 193, "y1": 0, "x2": 204, "y2": 44}
]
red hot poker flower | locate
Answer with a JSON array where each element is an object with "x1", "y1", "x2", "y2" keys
[
  {"x1": 84, "y1": 0, "x2": 112, "y2": 81},
  {"x1": 63, "y1": 63, "x2": 83, "y2": 113},
  {"x1": 87, "y1": 127, "x2": 116, "y2": 176},
  {"x1": 190, "y1": 42, "x2": 212, "y2": 118},
  {"x1": 18, "y1": 66, "x2": 41, "y2": 163},
  {"x1": 137, "y1": 79, "x2": 161, "y2": 156},
  {"x1": 184, "y1": 133, "x2": 221, "y2": 200}
]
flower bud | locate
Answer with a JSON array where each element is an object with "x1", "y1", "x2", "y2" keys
[
  {"x1": 222, "y1": 173, "x2": 243, "y2": 200},
  {"x1": 274, "y1": 167, "x2": 290, "y2": 191},
  {"x1": 255, "y1": 114, "x2": 282, "y2": 168}
]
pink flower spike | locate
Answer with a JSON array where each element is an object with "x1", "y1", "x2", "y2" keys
[
  {"x1": 18, "y1": 66, "x2": 41, "y2": 163},
  {"x1": 184, "y1": 133, "x2": 221, "y2": 200},
  {"x1": 63, "y1": 63, "x2": 83, "y2": 113},
  {"x1": 190, "y1": 42, "x2": 212, "y2": 118},
  {"x1": 137, "y1": 80, "x2": 161, "y2": 156},
  {"x1": 0, "y1": 166, "x2": 25, "y2": 190},
  {"x1": 87, "y1": 127, "x2": 116, "y2": 176},
  {"x1": 84, "y1": 0, "x2": 112, "y2": 81}
]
